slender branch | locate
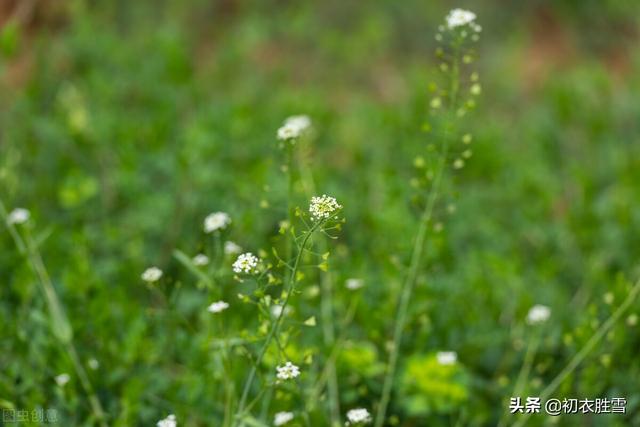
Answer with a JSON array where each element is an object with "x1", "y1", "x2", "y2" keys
[
  {"x1": 234, "y1": 219, "x2": 322, "y2": 424},
  {"x1": 374, "y1": 40, "x2": 462, "y2": 427}
]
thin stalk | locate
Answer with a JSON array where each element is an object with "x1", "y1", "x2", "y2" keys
[
  {"x1": 512, "y1": 277, "x2": 640, "y2": 427},
  {"x1": 235, "y1": 220, "x2": 323, "y2": 424},
  {"x1": 0, "y1": 200, "x2": 108, "y2": 426},
  {"x1": 497, "y1": 331, "x2": 541, "y2": 427},
  {"x1": 299, "y1": 158, "x2": 341, "y2": 426},
  {"x1": 374, "y1": 43, "x2": 461, "y2": 427}
]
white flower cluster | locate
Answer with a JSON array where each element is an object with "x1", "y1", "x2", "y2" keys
[
  {"x1": 277, "y1": 115, "x2": 311, "y2": 141},
  {"x1": 207, "y1": 300, "x2": 229, "y2": 314},
  {"x1": 193, "y1": 254, "x2": 209, "y2": 266},
  {"x1": 345, "y1": 408, "x2": 372, "y2": 425},
  {"x1": 55, "y1": 373, "x2": 70, "y2": 387},
  {"x1": 274, "y1": 411, "x2": 294, "y2": 426},
  {"x1": 232, "y1": 252, "x2": 259, "y2": 274},
  {"x1": 7, "y1": 208, "x2": 30, "y2": 225},
  {"x1": 527, "y1": 304, "x2": 551, "y2": 325},
  {"x1": 345, "y1": 278, "x2": 364, "y2": 290},
  {"x1": 445, "y1": 8, "x2": 477, "y2": 29},
  {"x1": 157, "y1": 414, "x2": 177, "y2": 427},
  {"x1": 276, "y1": 361, "x2": 300, "y2": 380},
  {"x1": 204, "y1": 212, "x2": 231, "y2": 233},
  {"x1": 142, "y1": 266, "x2": 163, "y2": 283},
  {"x1": 309, "y1": 194, "x2": 342, "y2": 221},
  {"x1": 436, "y1": 351, "x2": 458, "y2": 366}
]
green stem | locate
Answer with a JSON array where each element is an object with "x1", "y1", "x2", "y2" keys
[
  {"x1": 234, "y1": 220, "x2": 322, "y2": 424},
  {"x1": 374, "y1": 43, "x2": 461, "y2": 427},
  {"x1": 0, "y1": 200, "x2": 108, "y2": 426}
]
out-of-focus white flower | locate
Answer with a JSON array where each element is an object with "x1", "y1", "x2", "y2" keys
[
  {"x1": 309, "y1": 195, "x2": 342, "y2": 221},
  {"x1": 232, "y1": 252, "x2": 259, "y2": 274},
  {"x1": 277, "y1": 115, "x2": 311, "y2": 141},
  {"x1": 270, "y1": 304, "x2": 293, "y2": 318},
  {"x1": 276, "y1": 361, "x2": 300, "y2": 380},
  {"x1": 193, "y1": 254, "x2": 210, "y2": 266},
  {"x1": 285, "y1": 115, "x2": 311, "y2": 132},
  {"x1": 204, "y1": 212, "x2": 231, "y2": 233},
  {"x1": 436, "y1": 351, "x2": 458, "y2": 365},
  {"x1": 345, "y1": 408, "x2": 372, "y2": 425},
  {"x1": 445, "y1": 8, "x2": 476, "y2": 29},
  {"x1": 224, "y1": 241, "x2": 242, "y2": 255},
  {"x1": 526, "y1": 304, "x2": 551, "y2": 325},
  {"x1": 157, "y1": 414, "x2": 177, "y2": 427},
  {"x1": 207, "y1": 300, "x2": 229, "y2": 313},
  {"x1": 7, "y1": 208, "x2": 30, "y2": 225},
  {"x1": 55, "y1": 373, "x2": 70, "y2": 387},
  {"x1": 277, "y1": 123, "x2": 299, "y2": 141},
  {"x1": 345, "y1": 278, "x2": 364, "y2": 290},
  {"x1": 274, "y1": 411, "x2": 294, "y2": 426},
  {"x1": 88, "y1": 358, "x2": 99, "y2": 370},
  {"x1": 142, "y1": 267, "x2": 163, "y2": 283}
]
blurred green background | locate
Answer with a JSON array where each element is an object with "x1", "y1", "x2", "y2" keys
[{"x1": 1, "y1": 0, "x2": 640, "y2": 426}]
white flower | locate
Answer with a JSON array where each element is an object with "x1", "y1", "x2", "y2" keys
[
  {"x1": 232, "y1": 252, "x2": 259, "y2": 274},
  {"x1": 345, "y1": 408, "x2": 372, "y2": 425},
  {"x1": 277, "y1": 123, "x2": 300, "y2": 141},
  {"x1": 142, "y1": 266, "x2": 163, "y2": 283},
  {"x1": 193, "y1": 254, "x2": 210, "y2": 266},
  {"x1": 270, "y1": 304, "x2": 293, "y2": 318},
  {"x1": 276, "y1": 361, "x2": 300, "y2": 380},
  {"x1": 436, "y1": 351, "x2": 458, "y2": 365},
  {"x1": 445, "y1": 8, "x2": 476, "y2": 29},
  {"x1": 309, "y1": 194, "x2": 342, "y2": 221},
  {"x1": 285, "y1": 115, "x2": 311, "y2": 132},
  {"x1": 277, "y1": 115, "x2": 311, "y2": 141},
  {"x1": 55, "y1": 373, "x2": 70, "y2": 387},
  {"x1": 224, "y1": 241, "x2": 242, "y2": 255},
  {"x1": 274, "y1": 411, "x2": 294, "y2": 426},
  {"x1": 527, "y1": 304, "x2": 551, "y2": 325},
  {"x1": 157, "y1": 414, "x2": 177, "y2": 427},
  {"x1": 88, "y1": 358, "x2": 99, "y2": 370},
  {"x1": 207, "y1": 300, "x2": 229, "y2": 313},
  {"x1": 7, "y1": 208, "x2": 30, "y2": 225},
  {"x1": 204, "y1": 212, "x2": 231, "y2": 233},
  {"x1": 345, "y1": 278, "x2": 364, "y2": 290}
]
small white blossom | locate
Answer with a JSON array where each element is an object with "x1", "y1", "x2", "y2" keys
[
  {"x1": 88, "y1": 358, "x2": 99, "y2": 370},
  {"x1": 345, "y1": 408, "x2": 372, "y2": 425},
  {"x1": 274, "y1": 411, "x2": 294, "y2": 426},
  {"x1": 527, "y1": 304, "x2": 551, "y2": 325},
  {"x1": 276, "y1": 361, "x2": 300, "y2": 380},
  {"x1": 285, "y1": 115, "x2": 311, "y2": 132},
  {"x1": 277, "y1": 115, "x2": 311, "y2": 141},
  {"x1": 7, "y1": 208, "x2": 30, "y2": 225},
  {"x1": 232, "y1": 252, "x2": 259, "y2": 274},
  {"x1": 270, "y1": 304, "x2": 293, "y2": 318},
  {"x1": 445, "y1": 8, "x2": 476, "y2": 29},
  {"x1": 142, "y1": 266, "x2": 163, "y2": 283},
  {"x1": 436, "y1": 351, "x2": 458, "y2": 365},
  {"x1": 157, "y1": 414, "x2": 177, "y2": 427},
  {"x1": 204, "y1": 212, "x2": 231, "y2": 233},
  {"x1": 207, "y1": 300, "x2": 229, "y2": 313},
  {"x1": 309, "y1": 194, "x2": 342, "y2": 221},
  {"x1": 193, "y1": 254, "x2": 210, "y2": 266},
  {"x1": 345, "y1": 278, "x2": 364, "y2": 290},
  {"x1": 224, "y1": 241, "x2": 242, "y2": 255},
  {"x1": 55, "y1": 373, "x2": 70, "y2": 387}
]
